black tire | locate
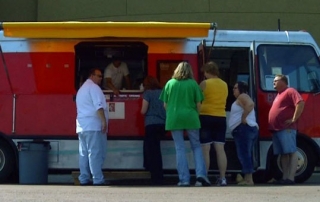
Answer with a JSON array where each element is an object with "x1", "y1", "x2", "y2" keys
[
  {"x1": 270, "y1": 140, "x2": 316, "y2": 183},
  {"x1": 0, "y1": 141, "x2": 15, "y2": 183}
]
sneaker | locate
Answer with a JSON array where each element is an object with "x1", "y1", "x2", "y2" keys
[
  {"x1": 194, "y1": 181, "x2": 202, "y2": 187},
  {"x1": 93, "y1": 180, "x2": 111, "y2": 186},
  {"x1": 80, "y1": 181, "x2": 92, "y2": 186},
  {"x1": 216, "y1": 178, "x2": 227, "y2": 186},
  {"x1": 196, "y1": 176, "x2": 211, "y2": 186},
  {"x1": 177, "y1": 181, "x2": 190, "y2": 187}
]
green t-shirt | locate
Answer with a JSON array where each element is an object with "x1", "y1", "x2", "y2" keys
[{"x1": 159, "y1": 78, "x2": 203, "y2": 130}]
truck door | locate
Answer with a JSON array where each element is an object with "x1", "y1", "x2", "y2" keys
[{"x1": 249, "y1": 41, "x2": 260, "y2": 169}]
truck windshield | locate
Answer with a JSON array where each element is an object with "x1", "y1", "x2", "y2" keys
[{"x1": 257, "y1": 45, "x2": 320, "y2": 92}]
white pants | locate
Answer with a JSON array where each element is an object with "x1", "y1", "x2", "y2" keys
[{"x1": 78, "y1": 131, "x2": 107, "y2": 184}]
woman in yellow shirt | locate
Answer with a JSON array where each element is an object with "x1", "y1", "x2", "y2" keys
[{"x1": 199, "y1": 61, "x2": 228, "y2": 186}]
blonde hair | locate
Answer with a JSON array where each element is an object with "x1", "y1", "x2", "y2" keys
[{"x1": 172, "y1": 62, "x2": 194, "y2": 80}]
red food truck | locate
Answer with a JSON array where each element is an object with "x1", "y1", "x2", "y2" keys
[{"x1": 0, "y1": 22, "x2": 320, "y2": 183}]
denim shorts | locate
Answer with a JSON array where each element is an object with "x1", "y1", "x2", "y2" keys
[
  {"x1": 199, "y1": 115, "x2": 226, "y2": 144},
  {"x1": 272, "y1": 129, "x2": 297, "y2": 155}
]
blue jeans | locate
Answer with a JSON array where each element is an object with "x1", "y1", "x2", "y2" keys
[
  {"x1": 232, "y1": 124, "x2": 258, "y2": 174},
  {"x1": 171, "y1": 129, "x2": 207, "y2": 183},
  {"x1": 78, "y1": 131, "x2": 107, "y2": 184}
]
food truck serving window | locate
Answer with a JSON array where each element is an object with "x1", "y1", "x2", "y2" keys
[{"x1": 75, "y1": 41, "x2": 148, "y2": 90}]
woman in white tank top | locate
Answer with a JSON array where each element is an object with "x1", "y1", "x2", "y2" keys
[{"x1": 229, "y1": 81, "x2": 258, "y2": 186}]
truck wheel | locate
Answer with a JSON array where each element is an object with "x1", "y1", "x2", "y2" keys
[
  {"x1": 0, "y1": 142, "x2": 15, "y2": 183},
  {"x1": 271, "y1": 140, "x2": 316, "y2": 183}
]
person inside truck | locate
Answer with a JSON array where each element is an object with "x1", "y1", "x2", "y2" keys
[{"x1": 103, "y1": 59, "x2": 131, "y2": 95}]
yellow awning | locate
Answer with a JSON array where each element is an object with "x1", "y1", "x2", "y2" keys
[{"x1": 0, "y1": 22, "x2": 216, "y2": 38}]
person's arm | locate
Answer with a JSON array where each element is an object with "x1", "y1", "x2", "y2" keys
[
  {"x1": 97, "y1": 108, "x2": 108, "y2": 133},
  {"x1": 106, "y1": 78, "x2": 120, "y2": 95},
  {"x1": 199, "y1": 80, "x2": 206, "y2": 91},
  {"x1": 196, "y1": 102, "x2": 202, "y2": 113},
  {"x1": 124, "y1": 75, "x2": 131, "y2": 90},
  {"x1": 163, "y1": 103, "x2": 167, "y2": 110},
  {"x1": 285, "y1": 101, "x2": 305, "y2": 124},
  {"x1": 140, "y1": 99, "x2": 149, "y2": 114},
  {"x1": 237, "y1": 94, "x2": 254, "y2": 124}
]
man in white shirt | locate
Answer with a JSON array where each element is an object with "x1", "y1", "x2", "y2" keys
[
  {"x1": 103, "y1": 59, "x2": 131, "y2": 95},
  {"x1": 76, "y1": 68, "x2": 109, "y2": 186}
]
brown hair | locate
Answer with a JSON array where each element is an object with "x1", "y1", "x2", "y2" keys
[
  {"x1": 236, "y1": 81, "x2": 248, "y2": 94},
  {"x1": 201, "y1": 61, "x2": 220, "y2": 76},
  {"x1": 143, "y1": 76, "x2": 161, "y2": 90}
]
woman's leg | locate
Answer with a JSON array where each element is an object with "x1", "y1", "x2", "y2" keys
[
  {"x1": 233, "y1": 124, "x2": 258, "y2": 184},
  {"x1": 213, "y1": 143, "x2": 227, "y2": 179},
  {"x1": 171, "y1": 130, "x2": 190, "y2": 184},
  {"x1": 201, "y1": 144, "x2": 211, "y2": 172},
  {"x1": 187, "y1": 129, "x2": 211, "y2": 186}
]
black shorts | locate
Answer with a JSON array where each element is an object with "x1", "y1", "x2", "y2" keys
[{"x1": 199, "y1": 115, "x2": 226, "y2": 144}]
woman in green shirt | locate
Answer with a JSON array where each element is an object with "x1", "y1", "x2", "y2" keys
[{"x1": 160, "y1": 62, "x2": 211, "y2": 187}]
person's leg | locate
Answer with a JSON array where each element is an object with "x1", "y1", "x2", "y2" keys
[
  {"x1": 277, "y1": 129, "x2": 297, "y2": 181},
  {"x1": 233, "y1": 124, "x2": 257, "y2": 184},
  {"x1": 78, "y1": 132, "x2": 91, "y2": 184},
  {"x1": 212, "y1": 117, "x2": 227, "y2": 184},
  {"x1": 171, "y1": 130, "x2": 190, "y2": 184},
  {"x1": 288, "y1": 152, "x2": 298, "y2": 181},
  {"x1": 199, "y1": 115, "x2": 212, "y2": 173},
  {"x1": 201, "y1": 144, "x2": 211, "y2": 172},
  {"x1": 280, "y1": 154, "x2": 290, "y2": 180},
  {"x1": 152, "y1": 124, "x2": 165, "y2": 184},
  {"x1": 144, "y1": 125, "x2": 152, "y2": 171},
  {"x1": 272, "y1": 131, "x2": 284, "y2": 182},
  {"x1": 187, "y1": 129, "x2": 210, "y2": 186},
  {"x1": 213, "y1": 143, "x2": 227, "y2": 179},
  {"x1": 145, "y1": 124, "x2": 164, "y2": 184},
  {"x1": 87, "y1": 131, "x2": 105, "y2": 184},
  {"x1": 100, "y1": 132, "x2": 107, "y2": 165}
]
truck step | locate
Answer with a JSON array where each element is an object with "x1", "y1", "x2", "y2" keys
[{"x1": 71, "y1": 171, "x2": 151, "y2": 185}]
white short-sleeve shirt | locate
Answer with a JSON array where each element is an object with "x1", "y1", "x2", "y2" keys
[
  {"x1": 76, "y1": 79, "x2": 108, "y2": 133},
  {"x1": 103, "y1": 62, "x2": 129, "y2": 89}
]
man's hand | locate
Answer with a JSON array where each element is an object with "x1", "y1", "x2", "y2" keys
[
  {"x1": 101, "y1": 121, "x2": 108, "y2": 134},
  {"x1": 285, "y1": 119, "x2": 295, "y2": 125},
  {"x1": 113, "y1": 89, "x2": 120, "y2": 96}
]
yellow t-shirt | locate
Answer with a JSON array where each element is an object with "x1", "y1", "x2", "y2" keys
[{"x1": 200, "y1": 78, "x2": 228, "y2": 117}]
